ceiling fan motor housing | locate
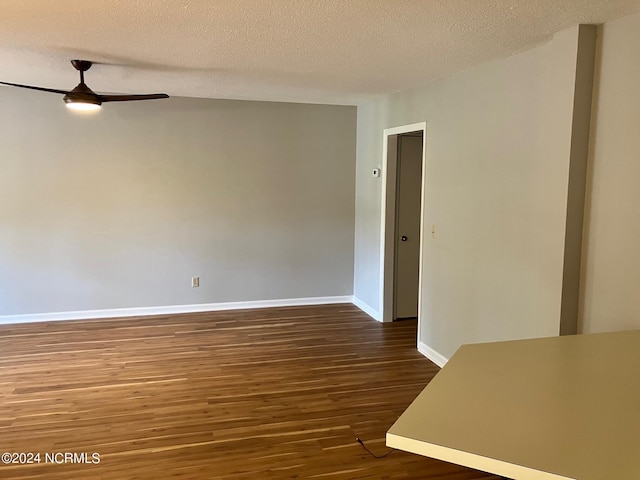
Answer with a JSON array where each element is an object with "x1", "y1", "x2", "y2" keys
[{"x1": 63, "y1": 82, "x2": 102, "y2": 107}]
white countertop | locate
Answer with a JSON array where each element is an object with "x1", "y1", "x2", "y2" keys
[{"x1": 387, "y1": 330, "x2": 640, "y2": 480}]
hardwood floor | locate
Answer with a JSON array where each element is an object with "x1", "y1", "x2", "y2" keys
[{"x1": 0, "y1": 304, "x2": 500, "y2": 479}]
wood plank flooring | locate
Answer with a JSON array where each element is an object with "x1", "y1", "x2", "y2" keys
[{"x1": 0, "y1": 304, "x2": 500, "y2": 479}]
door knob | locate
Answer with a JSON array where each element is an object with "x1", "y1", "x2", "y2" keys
[{"x1": 401, "y1": 235, "x2": 407, "y2": 241}]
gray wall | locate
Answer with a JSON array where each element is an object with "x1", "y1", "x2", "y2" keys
[
  {"x1": 0, "y1": 90, "x2": 356, "y2": 316},
  {"x1": 354, "y1": 26, "x2": 585, "y2": 360}
]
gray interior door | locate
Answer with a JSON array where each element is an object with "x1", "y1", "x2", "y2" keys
[{"x1": 394, "y1": 134, "x2": 423, "y2": 319}]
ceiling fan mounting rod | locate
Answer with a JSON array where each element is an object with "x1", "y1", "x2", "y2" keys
[{"x1": 71, "y1": 59, "x2": 92, "y2": 84}]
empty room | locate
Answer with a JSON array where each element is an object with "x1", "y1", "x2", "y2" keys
[{"x1": 2, "y1": 2, "x2": 640, "y2": 479}]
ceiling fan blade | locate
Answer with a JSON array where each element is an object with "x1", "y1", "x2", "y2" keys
[
  {"x1": 0, "y1": 81, "x2": 69, "y2": 95},
  {"x1": 98, "y1": 93, "x2": 169, "y2": 103}
]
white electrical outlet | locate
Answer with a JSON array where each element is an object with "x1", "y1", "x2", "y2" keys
[{"x1": 191, "y1": 277, "x2": 200, "y2": 288}]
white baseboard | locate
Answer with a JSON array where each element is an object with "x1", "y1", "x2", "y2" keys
[
  {"x1": 418, "y1": 341, "x2": 448, "y2": 368},
  {"x1": 0, "y1": 296, "x2": 353, "y2": 325},
  {"x1": 352, "y1": 296, "x2": 382, "y2": 321}
]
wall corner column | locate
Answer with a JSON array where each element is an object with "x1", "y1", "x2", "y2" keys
[{"x1": 559, "y1": 24, "x2": 597, "y2": 336}]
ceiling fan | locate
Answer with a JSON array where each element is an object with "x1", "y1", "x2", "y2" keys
[{"x1": 0, "y1": 60, "x2": 169, "y2": 111}]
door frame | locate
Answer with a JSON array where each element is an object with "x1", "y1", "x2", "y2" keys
[{"x1": 379, "y1": 122, "x2": 427, "y2": 323}]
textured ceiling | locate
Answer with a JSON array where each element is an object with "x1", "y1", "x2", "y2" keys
[{"x1": 1, "y1": 1, "x2": 639, "y2": 105}]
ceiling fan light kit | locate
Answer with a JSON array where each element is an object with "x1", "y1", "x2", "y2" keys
[
  {"x1": 0, "y1": 59, "x2": 169, "y2": 112},
  {"x1": 65, "y1": 99, "x2": 102, "y2": 111},
  {"x1": 64, "y1": 88, "x2": 102, "y2": 111}
]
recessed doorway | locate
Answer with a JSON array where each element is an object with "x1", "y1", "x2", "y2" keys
[{"x1": 379, "y1": 123, "x2": 426, "y2": 323}]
